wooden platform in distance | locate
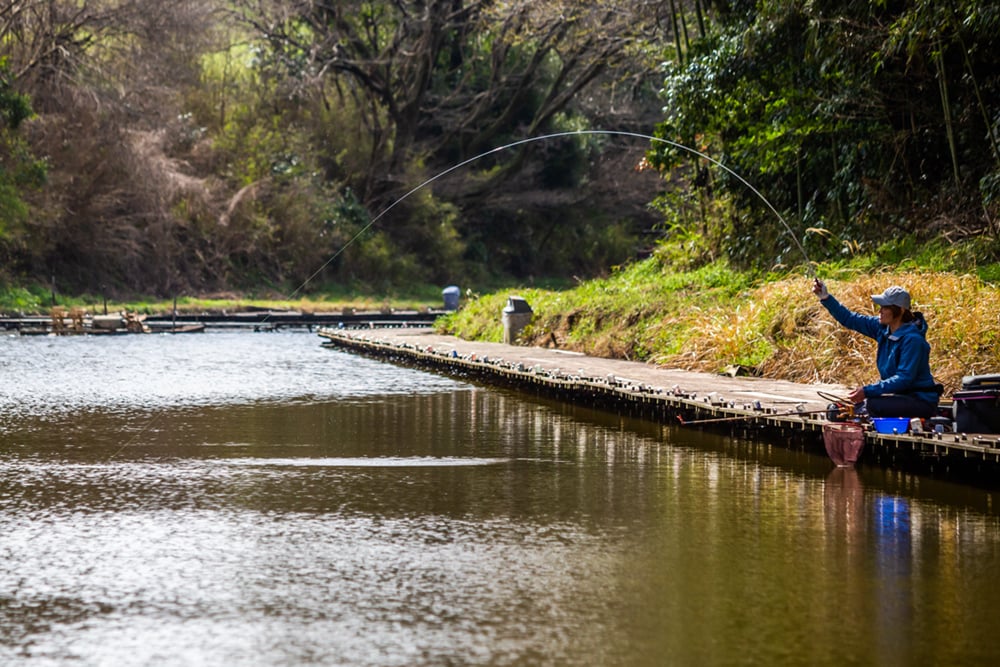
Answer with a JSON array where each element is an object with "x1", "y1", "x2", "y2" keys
[
  {"x1": 317, "y1": 327, "x2": 1000, "y2": 479},
  {"x1": 0, "y1": 310, "x2": 441, "y2": 333}
]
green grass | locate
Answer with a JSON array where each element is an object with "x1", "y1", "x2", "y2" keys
[
  {"x1": 436, "y1": 246, "x2": 1000, "y2": 395},
  {"x1": 0, "y1": 284, "x2": 51, "y2": 313},
  {"x1": 0, "y1": 282, "x2": 452, "y2": 315}
]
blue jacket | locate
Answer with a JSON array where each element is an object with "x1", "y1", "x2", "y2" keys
[{"x1": 821, "y1": 295, "x2": 939, "y2": 405}]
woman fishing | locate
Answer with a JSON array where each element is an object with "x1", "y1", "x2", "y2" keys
[{"x1": 812, "y1": 279, "x2": 941, "y2": 418}]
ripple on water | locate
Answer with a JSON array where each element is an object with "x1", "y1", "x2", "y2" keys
[{"x1": 3, "y1": 482, "x2": 622, "y2": 666}]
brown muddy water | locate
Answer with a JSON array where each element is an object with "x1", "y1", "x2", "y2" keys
[{"x1": 3, "y1": 330, "x2": 1000, "y2": 666}]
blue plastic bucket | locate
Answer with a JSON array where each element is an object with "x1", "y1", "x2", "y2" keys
[{"x1": 873, "y1": 417, "x2": 910, "y2": 434}]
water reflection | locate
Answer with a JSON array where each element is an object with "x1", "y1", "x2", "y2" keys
[
  {"x1": 0, "y1": 331, "x2": 462, "y2": 422},
  {"x1": 4, "y1": 332, "x2": 1000, "y2": 664},
  {"x1": 824, "y1": 466, "x2": 865, "y2": 537}
]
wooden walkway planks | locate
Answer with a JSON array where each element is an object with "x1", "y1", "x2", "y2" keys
[{"x1": 317, "y1": 327, "x2": 1000, "y2": 478}]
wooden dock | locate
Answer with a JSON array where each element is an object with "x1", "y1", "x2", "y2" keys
[
  {"x1": 318, "y1": 327, "x2": 1000, "y2": 481},
  {"x1": 0, "y1": 310, "x2": 441, "y2": 334}
]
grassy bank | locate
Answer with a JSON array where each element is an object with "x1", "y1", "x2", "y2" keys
[
  {"x1": 436, "y1": 258, "x2": 1000, "y2": 395},
  {"x1": 0, "y1": 284, "x2": 448, "y2": 316},
  {"x1": 7, "y1": 246, "x2": 999, "y2": 397}
]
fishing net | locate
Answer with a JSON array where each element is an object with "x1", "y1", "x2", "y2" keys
[{"x1": 823, "y1": 422, "x2": 865, "y2": 467}]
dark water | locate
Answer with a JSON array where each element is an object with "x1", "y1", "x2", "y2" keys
[{"x1": 3, "y1": 331, "x2": 1000, "y2": 665}]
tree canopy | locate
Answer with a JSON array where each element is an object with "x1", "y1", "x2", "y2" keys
[{"x1": 0, "y1": 0, "x2": 998, "y2": 297}]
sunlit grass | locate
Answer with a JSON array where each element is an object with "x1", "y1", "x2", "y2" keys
[{"x1": 437, "y1": 260, "x2": 1000, "y2": 394}]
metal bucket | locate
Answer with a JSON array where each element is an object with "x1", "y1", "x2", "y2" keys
[{"x1": 822, "y1": 422, "x2": 865, "y2": 467}]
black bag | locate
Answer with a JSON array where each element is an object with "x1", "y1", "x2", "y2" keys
[{"x1": 954, "y1": 374, "x2": 1000, "y2": 434}]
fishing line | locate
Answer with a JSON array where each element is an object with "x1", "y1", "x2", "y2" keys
[
  {"x1": 287, "y1": 129, "x2": 815, "y2": 300},
  {"x1": 107, "y1": 413, "x2": 163, "y2": 460},
  {"x1": 110, "y1": 130, "x2": 811, "y2": 460}
]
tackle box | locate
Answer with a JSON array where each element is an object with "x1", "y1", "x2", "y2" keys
[{"x1": 953, "y1": 374, "x2": 1000, "y2": 434}]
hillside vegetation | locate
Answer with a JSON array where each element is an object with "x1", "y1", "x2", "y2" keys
[{"x1": 2, "y1": 1, "x2": 999, "y2": 299}]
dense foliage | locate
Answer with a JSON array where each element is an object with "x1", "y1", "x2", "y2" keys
[
  {"x1": 0, "y1": 1, "x2": 998, "y2": 299},
  {"x1": 0, "y1": 0, "x2": 666, "y2": 296},
  {"x1": 652, "y1": 0, "x2": 1000, "y2": 270}
]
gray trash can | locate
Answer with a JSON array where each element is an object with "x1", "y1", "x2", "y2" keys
[
  {"x1": 502, "y1": 296, "x2": 532, "y2": 344},
  {"x1": 442, "y1": 285, "x2": 460, "y2": 311}
]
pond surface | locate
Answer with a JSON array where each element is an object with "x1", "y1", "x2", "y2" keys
[{"x1": 3, "y1": 330, "x2": 1000, "y2": 665}]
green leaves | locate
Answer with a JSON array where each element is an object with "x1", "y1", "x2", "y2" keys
[{"x1": 654, "y1": 0, "x2": 1000, "y2": 272}]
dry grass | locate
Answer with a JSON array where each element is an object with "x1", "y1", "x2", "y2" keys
[
  {"x1": 772, "y1": 272, "x2": 1000, "y2": 393},
  {"x1": 438, "y1": 266, "x2": 1000, "y2": 394}
]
